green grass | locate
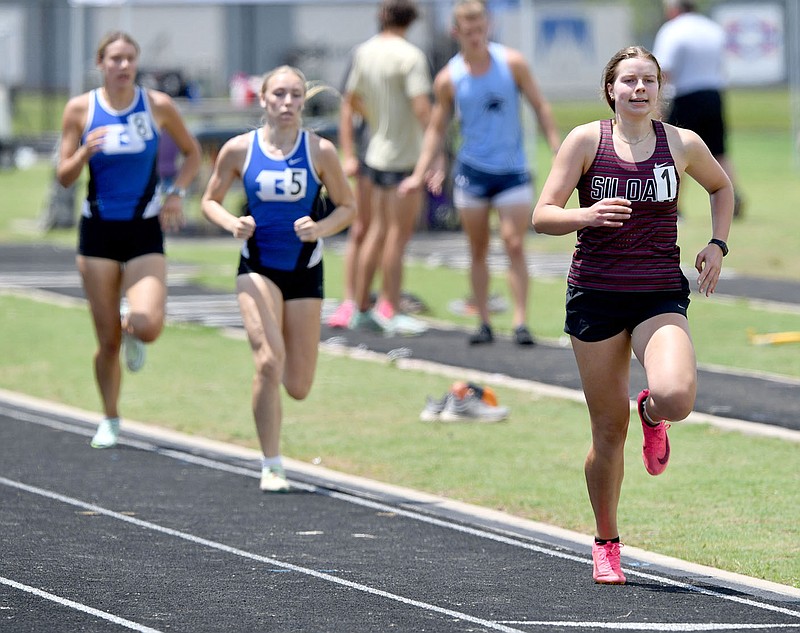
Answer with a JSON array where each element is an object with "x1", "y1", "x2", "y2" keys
[
  {"x1": 1, "y1": 293, "x2": 797, "y2": 587},
  {"x1": 2, "y1": 89, "x2": 799, "y2": 588}
]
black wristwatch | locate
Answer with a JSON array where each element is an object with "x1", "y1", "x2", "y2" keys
[{"x1": 708, "y1": 238, "x2": 728, "y2": 257}]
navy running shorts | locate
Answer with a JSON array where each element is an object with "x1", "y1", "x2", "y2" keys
[{"x1": 453, "y1": 160, "x2": 531, "y2": 202}]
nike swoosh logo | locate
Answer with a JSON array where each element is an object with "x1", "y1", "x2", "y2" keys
[
  {"x1": 288, "y1": 157, "x2": 303, "y2": 165},
  {"x1": 654, "y1": 162, "x2": 668, "y2": 170},
  {"x1": 659, "y1": 443, "x2": 671, "y2": 465}
]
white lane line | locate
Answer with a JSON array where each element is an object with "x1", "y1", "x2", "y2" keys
[
  {"x1": 498, "y1": 622, "x2": 800, "y2": 631},
  {"x1": 142, "y1": 443, "x2": 800, "y2": 623},
  {"x1": 0, "y1": 476, "x2": 527, "y2": 633},
  {"x1": 4, "y1": 408, "x2": 800, "y2": 627},
  {"x1": 0, "y1": 576, "x2": 163, "y2": 633}
]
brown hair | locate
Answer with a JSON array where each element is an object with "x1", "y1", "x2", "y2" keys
[
  {"x1": 378, "y1": 0, "x2": 419, "y2": 30},
  {"x1": 95, "y1": 31, "x2": 140, "y2": 65},
  {"x1": 601, "y1": 45, "x2": 662, "y2": 111}
]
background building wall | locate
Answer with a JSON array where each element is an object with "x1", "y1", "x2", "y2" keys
[{"x1": 0, "y1": 0, "x2": 792, "y2": 98}]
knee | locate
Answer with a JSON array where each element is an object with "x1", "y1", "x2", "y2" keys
[
  {"x1": 649, "y1": 383, "x2": 696, "y2": 422},
  {"x1": 503, "y1": 236, "x2": 525, "y2": 261},
  {"x1": 135, "y1": 321, "x2": 162, "y2": 344},
  {"x1": 127, "y1": 312, "x2": 163, "y2": 344},
  {"x1": 254, "y1": 349, "x2": 285, "y2": 387},
  {"x1": 283, "y1": 376, "x2": 313, "y2": 401},
  {"x1": 350, "y1": 217, "x2": 369, "y2": 244},
  {"x1": 97, "y1": 335, "x2": 122, "y2": 359},
  {"x1": 590, "y1": 410, "x2": 630, "y2": 453},
  {"x1": 469, "y1": 236, "x2": 490, "y2": 261}
]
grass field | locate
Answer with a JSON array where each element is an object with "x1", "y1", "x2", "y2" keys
[{"x1": 1, "y1": 89, "x2": 799, "y2": 588}]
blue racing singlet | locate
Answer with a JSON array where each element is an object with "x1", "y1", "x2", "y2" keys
[
  {"x1": 449, "y1": 42, "x2": 527, "y2": 174},
  {"x1": 241, "y1": 129, "x2": 324, "y2": 271},
  {"x1": 81, "y1": 86, "x2": 161, "y2": 222}
]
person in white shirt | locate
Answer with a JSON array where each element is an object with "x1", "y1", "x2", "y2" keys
[{"x1": 653, "y1": 0, "x2": 743, "y2": 218}]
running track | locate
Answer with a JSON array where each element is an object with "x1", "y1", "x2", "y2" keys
[
  {"x1": 1, "y1": 240, "x2": 799, "y2": 631},
  {"x1": 1, "y1": 392, "x2": 799, "y2": 632}
]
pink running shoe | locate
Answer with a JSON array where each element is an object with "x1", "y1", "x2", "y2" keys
[
  {"x1": 638, "y1": 389, "x2": 671, "y2": 476},
  {"x1": 375, "y1": 297, "x2": 394, "y2": 320},
  {"x1": 327, "y1": 300, "x2": 355, "y2": 328},
  {"x1": 592, "y1": 541, "x2": 626, "y2": 584}
]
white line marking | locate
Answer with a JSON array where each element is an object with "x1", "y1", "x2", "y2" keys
[
  {"x1": 0, "y1": 576, "x2": 163, "y2": 633},
  {"x1": 0, "y1": 477, "x2": 527, "y2": 633},
  {"x1": 498, "y1": 622, "x2": 800, "y2": 631}
]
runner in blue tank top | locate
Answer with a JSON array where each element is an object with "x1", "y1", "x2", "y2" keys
[
  {"x1": 57, "y1": 31, "x2": 201, "y2": 450},
  {"x1": 81, "y1": 85, "x2": 161, "y2": 222},
  {"x1": 533, "y1": 46, "x2": 733, "y2": 585},
  {"x1": 400, "y1": 0, "x2": 560, "y2": 347},
  {"x1": 201, "y1": 66, "x2": 355, "y2": 493},
  {"x1": 240, "y1": 128, "x2": 324, "y2": 272}
]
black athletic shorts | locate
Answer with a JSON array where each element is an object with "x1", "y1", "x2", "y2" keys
[
  {"x1": 564, "y1": 279, "x2": 690, "y2": 343},
  {"x1": 666, "y1": 89, "x2": 726, "y2": 157},
  {"x1": 237, "y1": 256, "x2": 324, "y2": 301},
  {"x1": 365, "y1": 166, "x2": 412, "y2": 188},
  {"x1": 78, "y1": 215, "x2": 164, "y2": 262}
]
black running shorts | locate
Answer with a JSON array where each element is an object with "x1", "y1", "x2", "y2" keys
[
  {"x1": 565, "y1": 280, "x2": 690, "y2": 343},
  {"x1": 237, "y1": 256, "x2": 323, "y2": 301},
  {"x1": 79, "y1": 216, "x2": 164, "y2": 262}
]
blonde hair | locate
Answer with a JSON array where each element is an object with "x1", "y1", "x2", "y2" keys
[
  {"x1": 259, "y1": 66, "x2": 341, "y2": 126},
  {"x1": 259, "y1": 65, "x2": 339, "y2": 102},
  {"x1": 95, "y1": 31, "x2": 140, "y2": 65},
  {"x1": 453, "y1": 0, "x2": 487, "y2": 25}
]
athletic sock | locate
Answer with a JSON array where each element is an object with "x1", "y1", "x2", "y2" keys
[
  {"x1": 261, "y1": 455, "x2": 283, "y2": 470},
  {"x1": 641, "y1": 399, "x2": 660, "y2": 426},
  {"x1": 595, "y1": 536, "x2": 621, "y2": 545}
]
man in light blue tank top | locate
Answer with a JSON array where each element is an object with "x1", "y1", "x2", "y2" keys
[{"x1": 400, "y1": 0, "x2": 560, "y2": 346}]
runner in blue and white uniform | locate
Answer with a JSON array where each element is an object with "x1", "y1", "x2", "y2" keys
[
  {"x1": 201, "y1": 66, "x2": 355, "y2": 493},
  {"x1": 57, "y1": 31, "x2": 201, "y2": 449}
]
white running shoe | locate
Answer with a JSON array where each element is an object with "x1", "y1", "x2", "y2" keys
[
  {"x1": 260, "y1": 466, "x2": 290, "y2": 492},
  {"x1": 385, "y1": 313, "x2": 428, "y2": 337},
  {"x1": 122, "y1": 332, "x2": 146, "y2": 372},
  {"x1": 419, "y1": 394, "x2": 452, "y2": 422},
  {"x1": 90, "y1": 418, "x2": 120, "y2": 449},
  {"x1": 120, "y1": 303, "x2": 146, "y2": 372},
  {"x1": 349, "y1": 310, "x2": 384, "y2": 332},
  {"x1": 440, "y1": 394, "x2": 509, "y2": 423}
]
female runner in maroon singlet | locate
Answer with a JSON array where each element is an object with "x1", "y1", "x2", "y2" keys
[{"x1": 532, "y1": 46, "x2": 733, "y2": 584}]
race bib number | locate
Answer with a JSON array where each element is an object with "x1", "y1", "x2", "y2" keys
[
  {"x1": 255, "y1": 168, "x2": 308, "y2": 202},
  {"x1": 101, "y1": 113, "x2": 153, "y2": 154},
  {"x1": 653, "y1": 164, "x2": 678, "y2": 202}
]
